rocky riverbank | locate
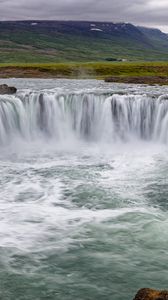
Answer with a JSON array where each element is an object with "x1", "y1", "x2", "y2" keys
[{"x1": 105, "y1": 76, "x2": 168, "y2": 85}]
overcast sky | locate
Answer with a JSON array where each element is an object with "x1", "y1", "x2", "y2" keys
[{"x1": 0, "y1": 0, "x2": 168, "y2": 32}]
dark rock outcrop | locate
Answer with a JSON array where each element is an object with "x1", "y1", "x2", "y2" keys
[
  {"x1": 133, "y1": 288, "x2": 168, "y2": 300},
  {"x1": 0, "y1": 84, "x2": 17, "y2": 94}
]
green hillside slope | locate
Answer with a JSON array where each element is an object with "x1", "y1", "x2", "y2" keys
[{"x1": 0, "y1": 21, "x2": 168, "y2": 63}]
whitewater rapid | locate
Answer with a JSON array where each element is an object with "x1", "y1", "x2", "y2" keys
[{"x1": 0, "y1": 79, "x2": 168, "y2": 300}]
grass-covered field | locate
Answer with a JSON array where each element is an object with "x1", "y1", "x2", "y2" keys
[{"x1": 0, "y1": 62, "x2": 168, "y2": 82}]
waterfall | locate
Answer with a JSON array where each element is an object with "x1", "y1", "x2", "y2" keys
[{"x1": 1, "y1": 91, "x2": 168, "y2": 145}]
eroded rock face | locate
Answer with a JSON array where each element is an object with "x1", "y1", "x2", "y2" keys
[
  {"x1": 133, "y1": 288, "x2": 168, "y2": 300},
  {"x1": 0, "y1": 84, "x2": 17, "y2": 94}
]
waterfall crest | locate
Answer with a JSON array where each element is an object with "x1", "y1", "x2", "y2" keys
[{"x1": 1, "y1": 91, "x2": 168, "y2": 144}]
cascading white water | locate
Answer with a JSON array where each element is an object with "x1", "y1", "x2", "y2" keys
[
  {"x1": 1, "y1": 80, "x2": 168, "y2": 300},
  {"x1": 1, "y1": 90, "x2": 168, "y2": 144}
]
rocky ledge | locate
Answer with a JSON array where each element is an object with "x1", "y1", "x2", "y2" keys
[
  {"x1": 0, "y1": 84, "x2": 17, "y2": 94},
  {"x1": 133, "y1": 288, "x2": 168, "y2": 300}
]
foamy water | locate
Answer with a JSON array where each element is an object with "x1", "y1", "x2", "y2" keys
[{"x1": 0, "y1": 79, "x2": 168, "y2": 300}]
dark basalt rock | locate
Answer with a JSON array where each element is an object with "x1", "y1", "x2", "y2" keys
[
  {"x1": 133, "y1": 288, "x2": 168, "y2": 300},
  {"x1": 0, "y1": 84, "x2": 17, "y2": 94}
]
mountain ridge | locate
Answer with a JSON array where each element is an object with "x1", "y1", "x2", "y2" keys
[{"x1": 0, "y1": 20, "x2": 168, "y2": 62}]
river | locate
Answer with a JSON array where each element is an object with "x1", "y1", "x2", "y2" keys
[{"x1": 0, "y1": 79, "x2": 168, "y2": 300}]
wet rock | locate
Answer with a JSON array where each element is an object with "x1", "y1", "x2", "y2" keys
[
  {"x1": 133, "y1": 288, "x2": 168, "y2": 300},
  {"x1": 0, "y1": 84, "x2": 17, "y2": 94}
]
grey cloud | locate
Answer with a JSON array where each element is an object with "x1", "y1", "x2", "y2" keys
[{"x1": 0, "y1": 0, "x2": 168, "y2": 32}]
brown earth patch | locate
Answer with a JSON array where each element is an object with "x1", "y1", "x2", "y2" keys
[
  {"x1": 0, "y1": 67, "x2": 56, "y2": 78},
  {"x1": 105, "y1": 76, "x2": 168, "y2": 85}
]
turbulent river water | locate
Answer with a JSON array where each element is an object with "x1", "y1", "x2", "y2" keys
[{"x1": 0, "y1": 79, "x2": 168, "y2": 300}]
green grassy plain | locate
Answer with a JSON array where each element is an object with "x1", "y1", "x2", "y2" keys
[{"x1": 0, "y1": 61, "x2": 168, "y2": 80}]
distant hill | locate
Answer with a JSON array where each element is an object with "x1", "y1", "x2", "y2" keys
[{"x1": 0, "y1": 20, "x2": 168, "y2": 63}]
